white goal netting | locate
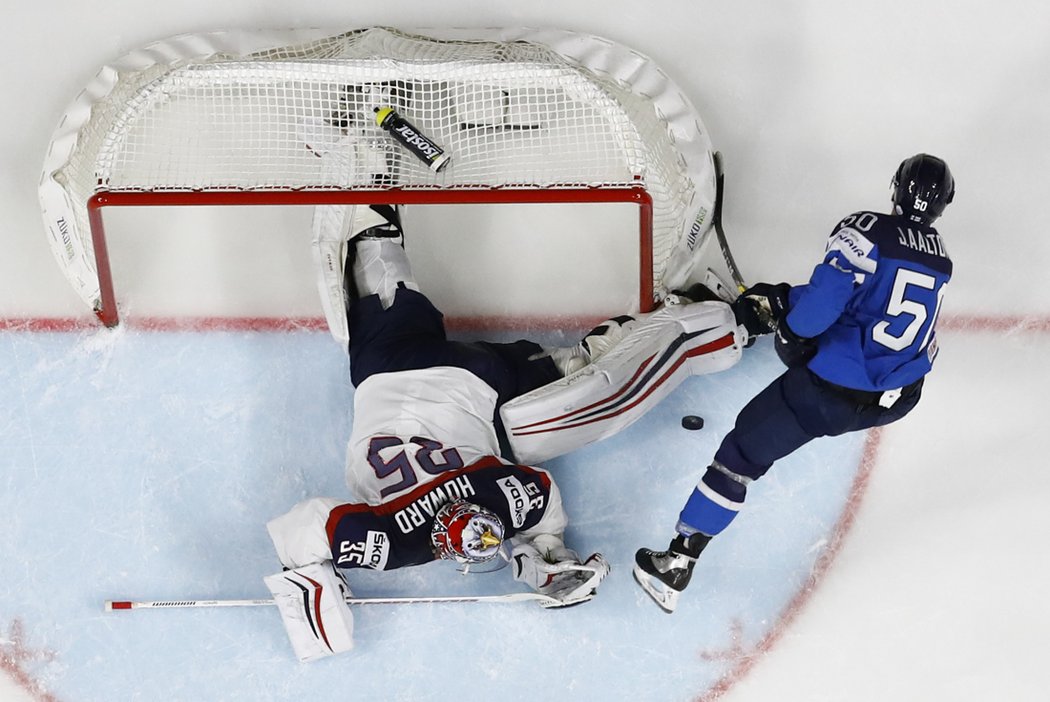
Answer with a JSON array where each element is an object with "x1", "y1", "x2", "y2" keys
[{"x1": 39, "y1": 27, "x2": 718, "y2": 323}]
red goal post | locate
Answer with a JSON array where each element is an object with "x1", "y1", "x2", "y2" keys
[{"x1": 40, "y1": 27, "x2": 718, "y2": 327}]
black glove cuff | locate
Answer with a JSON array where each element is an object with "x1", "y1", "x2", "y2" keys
[{"x1": 774, "y1": 318, "x2": 817, "y2": 368}]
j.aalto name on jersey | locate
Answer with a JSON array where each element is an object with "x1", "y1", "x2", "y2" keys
[{"x1": 897, "y1": 227, "x2": 947, "y2": 258}]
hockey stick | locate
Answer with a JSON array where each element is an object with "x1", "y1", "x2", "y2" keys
[
  {"x1": 712, "y1": 151, "x2": 748, "y2": 293},
  {"x1": 104, "y1": 591, "x2": 558, "y2": 611}
]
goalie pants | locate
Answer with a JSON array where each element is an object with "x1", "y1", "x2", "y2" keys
[
  {"x1": 347, "y1": 285, "x2": 561, "y2": 409},
  {"x1": 679, "y1": 365, "x2": 923, "y2": 536}
]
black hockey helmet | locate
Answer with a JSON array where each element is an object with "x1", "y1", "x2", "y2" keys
[{"x1": 891, "y1": 154, "x2": 955, "y2": 224}]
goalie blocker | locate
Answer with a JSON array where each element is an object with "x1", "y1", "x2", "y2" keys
[
  {"x1": 501, "y1": 298, "x2": 745, "y2": 465},
  {"x1": 264, "y1": 562, "x2": 355, "y2": 663}
]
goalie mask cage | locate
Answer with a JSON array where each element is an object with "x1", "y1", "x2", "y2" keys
[{"x1": 39, "y1": 27, "x2": 718, "y2": 327}]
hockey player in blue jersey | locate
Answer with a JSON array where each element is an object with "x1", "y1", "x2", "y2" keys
[{"x1": 634, "y1": 153, "x2": 955, "y2": 613}]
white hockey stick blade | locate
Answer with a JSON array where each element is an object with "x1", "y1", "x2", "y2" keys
[{"x1": 104, "y1": 591, "x2": 559, "y2": 612}]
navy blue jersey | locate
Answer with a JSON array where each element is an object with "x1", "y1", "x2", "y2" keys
[
  {"x1": 785, "y1": 211, "x2": 952, "y2": 391},
  {"x1": 325, "y1": 457, "x2": 558, "y2": 571}
]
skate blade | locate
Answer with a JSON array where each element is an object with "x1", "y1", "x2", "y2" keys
[{"x1": 632, "y1": 564, "x2": 680, "y2": 614}]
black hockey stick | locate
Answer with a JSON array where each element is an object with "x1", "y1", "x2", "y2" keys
[{"x1": 712, "y1": 151, "x2": 747, "y2": 293}]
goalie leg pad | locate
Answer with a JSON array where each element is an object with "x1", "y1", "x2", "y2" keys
[
  {"x1": 501, "y1": 301, "x2": 745, "y2": 465},
  {"x1": 312, "y1": 207, "x2": 419, "y2": 342},
  {"x1": 264, "y1": 562, "x2": 354, "y2": 662},
  {"x1": 312, "y1": 205, "x2": 353, "y2": 344},
  {"x1": 307, "y1": 119, "x2": 392, "y2": 344}
]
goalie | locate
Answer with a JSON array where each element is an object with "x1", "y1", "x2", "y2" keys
[{"x1": 266, "y1": 202, "x2": 775, "y2": 661}]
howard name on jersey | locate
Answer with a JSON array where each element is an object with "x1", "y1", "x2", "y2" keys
[
  {"x1": 267, "y1": 457, "x2": 568, "y2": 572},
  {"x1": 786, "y1": 210, "x2": 953, "y2": 391}
]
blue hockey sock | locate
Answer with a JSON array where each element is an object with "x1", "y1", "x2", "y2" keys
[{"x1": 677, "y1": 470, "x2": 746, "y2": 536}]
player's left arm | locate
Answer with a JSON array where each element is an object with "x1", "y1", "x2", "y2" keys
[{"x1": 785, "y1": 216, "x2": 879, "y2": 338}]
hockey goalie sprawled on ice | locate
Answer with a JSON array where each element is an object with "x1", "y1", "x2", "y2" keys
[{"x1": 264, "y1": 201, "x2": 777, "y2": 661}]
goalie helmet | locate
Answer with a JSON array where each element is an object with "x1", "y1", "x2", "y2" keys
[
  {"x1": 431, "y1": 499, "x2": 505, "y2": 564},
  {"x1": 891, "y1": 154, "x2": 955, "y2": 224}
]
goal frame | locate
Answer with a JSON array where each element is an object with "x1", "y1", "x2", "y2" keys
[
  {"x1": 87, "y1": 186, "x2": 653, "y2": 327},
  {"x1": 43, "y1": 27, "x2": 718, "y2": 328}
]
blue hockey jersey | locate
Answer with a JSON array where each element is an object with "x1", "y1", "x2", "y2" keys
[{"x1": 785, "y1": 211, "x2": 952, "y2": 391}]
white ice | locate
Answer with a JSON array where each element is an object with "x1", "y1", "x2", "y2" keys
[{"x1": 2, "y1": 2, "x2": 1049, "y2": 701}]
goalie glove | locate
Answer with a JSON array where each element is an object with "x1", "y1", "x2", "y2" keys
[
  {"x1": 264, "y1": 561, "x2": 354, "y2": 662},
  {"x1": 511, "y1": 535, "x2": 610, "y2": 609}
]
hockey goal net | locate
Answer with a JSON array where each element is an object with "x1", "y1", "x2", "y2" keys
[{"x1": 40, "y1": 27, "x2": 718, "y2": 326}]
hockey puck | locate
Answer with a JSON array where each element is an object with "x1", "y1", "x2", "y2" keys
[{"x1": 681, "y1": 415, "x2": 705, "y2": 430}]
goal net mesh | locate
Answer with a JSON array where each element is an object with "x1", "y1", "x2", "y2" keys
[{"x1": 42, "y1": 27, "x2": 717, "y2": 320}]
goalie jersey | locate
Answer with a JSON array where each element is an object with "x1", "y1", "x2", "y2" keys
[
  {"x1": 786, "y1": 210, "x2": 952, "y2": 391},
  {"x1": 268, "y1": 458, "x2": 568, "y2": 572}
]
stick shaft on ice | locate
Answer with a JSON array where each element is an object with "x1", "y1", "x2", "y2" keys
[{"x1": 104, "y1": 591, "x2": 556, "y2": 611}]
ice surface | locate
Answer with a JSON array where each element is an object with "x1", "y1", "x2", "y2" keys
[
  {"x1": 4, "y1": 0, "x2": 1050, "y2": 698},
  {"x1": 0, "y1": 329, "x2": 864, "y2": 701}
]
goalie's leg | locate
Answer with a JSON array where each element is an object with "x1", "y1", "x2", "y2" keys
[
  {"x1": 313, "y1": 204, "x2": 410, "y2": 343},
  {"x1": 344, "y1": 204, "x2": 412, "y2": 309}
]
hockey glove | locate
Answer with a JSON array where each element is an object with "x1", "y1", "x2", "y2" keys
[
  {"x1": 511, "y1": 536, "x2": 610, "y2": 608},
  {"x1": 264, "y1": 561, "x2": 354, "y2": 662},
  {"x1": 732, "y1": 282, "x2": 791, "y2": 338},
  {"x1": 774, "y1": 318, "x2": 818, "y2": 368}
]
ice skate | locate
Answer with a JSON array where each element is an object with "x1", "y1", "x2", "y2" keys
[{"x1": 633, "y1": 533, "x2": 709, "y2": 613}]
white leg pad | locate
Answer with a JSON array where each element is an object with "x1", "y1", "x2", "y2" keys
[
  {"x1": 306, "y1": 126, "x2": 393, "y2": 343},
  {"x1": 501, "y1": 301, "x2": 745, "y2": 465},
  {"x1": 311, "y1": 205, "x2": 352, "y2": 344},
  {"x1": 264, "y1": 562, "x2": 354, "y2": 662}
]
